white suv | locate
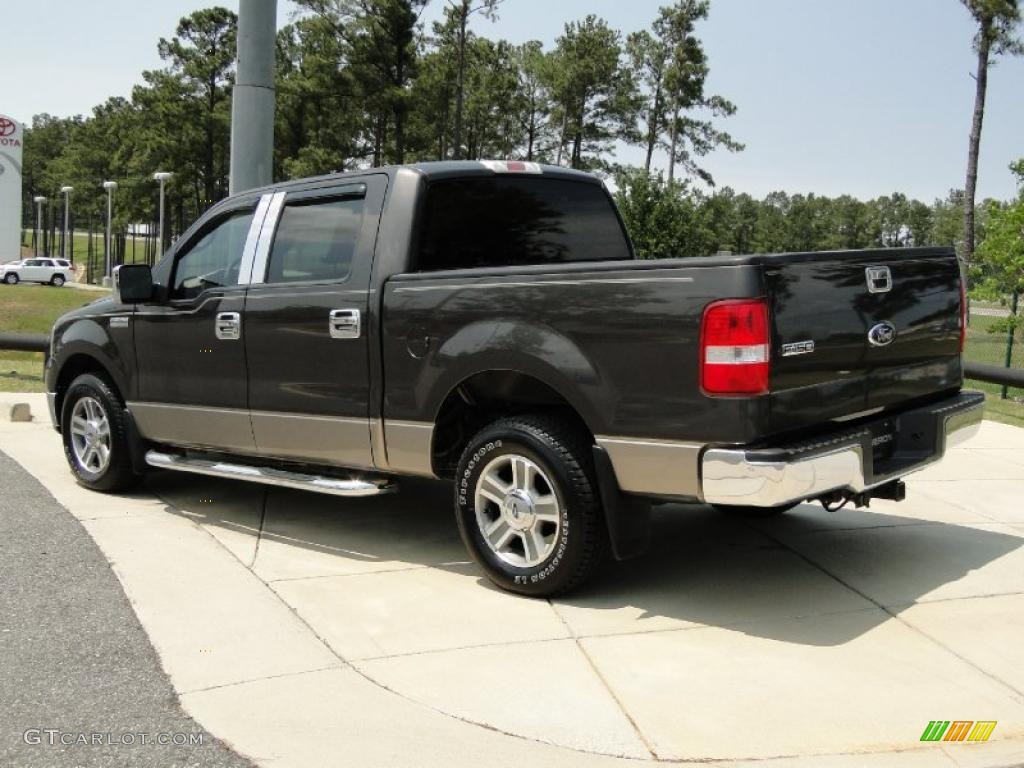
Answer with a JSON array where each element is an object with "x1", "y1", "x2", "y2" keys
[{"x1": 0, "y1": 258, "x2": 74, "y2": 287}]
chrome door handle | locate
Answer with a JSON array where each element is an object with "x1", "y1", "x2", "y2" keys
[
  {"x1": 329, "y1": 309, "x2": 361, "y2": 340},
  {"x1": 215, "y1": 312, "x2": 241, "y2": 340}
]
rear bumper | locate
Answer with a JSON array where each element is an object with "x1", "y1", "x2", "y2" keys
[{"x1": 701, "y1": 390, "x2": 985, "y2": 508}]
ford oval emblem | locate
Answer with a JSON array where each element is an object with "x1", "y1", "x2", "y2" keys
[{"x1": 868, "y1": 321, "x2": 897, "y2": 347}]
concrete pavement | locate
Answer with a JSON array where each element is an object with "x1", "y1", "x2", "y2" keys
[{"x1": 1, "y1": 391, "x2": 1024, "y2": 766}]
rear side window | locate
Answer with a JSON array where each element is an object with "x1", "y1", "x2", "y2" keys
[
  {"x1": 266, "y1": 196, "x2": 365, "y2": 284},
  {"x1": 416, "y1": 177, "x2": 631, "y2": 271}
]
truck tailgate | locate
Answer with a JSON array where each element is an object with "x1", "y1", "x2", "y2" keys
[{"x1": 765, "y1": 248, "x2": 963, "y2": 434}]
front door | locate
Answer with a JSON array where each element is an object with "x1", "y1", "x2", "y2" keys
[
  {"x1": 243, "y1": 176, "x2": 385, "y2": 469},
  {"x1": 130, "y1": 199, "x2": 263, "y2": 453}
]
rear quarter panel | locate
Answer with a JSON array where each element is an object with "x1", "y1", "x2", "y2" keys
[{"x1": 381, "y1": 261, "x2": 768, "y2": 443}]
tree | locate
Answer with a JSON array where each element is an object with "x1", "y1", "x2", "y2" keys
[
  {"x1": 654, "y1": 0, "x2": 741, "y2": 184},
  {"x1": 626, "y1": 29, "x2": 668, "y2": 173},
  {"x1": 546, "y1": 15, "x2": 640, "y2": 170},
  {"x1": 960, "y1": 0, "x2": 1022, "y2": 267},
  {"x1": 613, "y1": 168, "x2": 703, "y2": 258},
  {"x1": 157, "y1": 7, "x2": 238, "y2": 209},
  {"x1": 441, "y1": 0, "x2": 502, "y2": 160}
]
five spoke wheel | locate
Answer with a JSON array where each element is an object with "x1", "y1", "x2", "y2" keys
[
  {"x1": 69, "y1": 396, "x2": 111, "y2": 475},
  {"x1": 475, "y1": 453, "x2": 561, "y2": 568}
]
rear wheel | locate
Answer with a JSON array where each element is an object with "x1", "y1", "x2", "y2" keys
[
  {"x1": 61, "y1": 373, "x2": 141, "y2": 492},
  {"x1": 712, "y1": 502, "x2": 798, "y2": 518},
  {"x1": 51, "y1": 274, "x2": 66, "y2": 287},
  {"x1": 4, "y1": 273, "x2": 17, "y2": 285},
  {"x1": 455, "y1": 415, "x2": 608, "y2": 597}
]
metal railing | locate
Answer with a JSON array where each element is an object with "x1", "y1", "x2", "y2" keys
[{"x1": 0, "y1": 333, "x2": 48, "y2": 353}]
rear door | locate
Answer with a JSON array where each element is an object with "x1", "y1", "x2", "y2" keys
[
  {"x1": 243, "y1": 175, "x2": 386, "y2": 469},
  {"x1": 20, "y1": 259, "x2": 46, "y2": 281},
  {"x1": 766, "y1": 248, "x2": 963, "y2": 431}
]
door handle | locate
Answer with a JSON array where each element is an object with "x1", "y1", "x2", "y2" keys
[
  {"x1": 329, "y1": 309, "x2": 361, "y2": 340},
  {"x1": 215, "y1": 311, "x2": 241, "y2": 340}
]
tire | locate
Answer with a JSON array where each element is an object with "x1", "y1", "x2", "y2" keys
[
  {"x1": 51, "y1": 274, "x2": 66, "y2": 287},
  {"x1": 61, "y1": 373, "x2": 142, "y2": 492},
  {"x1": 454, "y1": 414, "x2": 608, "y2": 597},
  {"x1": 4, "y1": 273, "x2": 17, "y2": 285},
  {"x1": 712, "y1": 502, "x2": 799, "y2": 518}
]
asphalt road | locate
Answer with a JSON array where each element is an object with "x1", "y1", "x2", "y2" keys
[{"x1": 0, "y1": 450, "x2": 254, "y2": 768}]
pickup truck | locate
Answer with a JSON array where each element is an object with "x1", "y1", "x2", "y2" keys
[{"x1": 45, "y1": 160, "x2": 984, "y2": 596}]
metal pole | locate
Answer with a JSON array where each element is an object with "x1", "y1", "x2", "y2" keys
[
  {"x1": 229, "y1": 0, "x2": 277, "y2": 195},
  {"x1": 33, "y1": 197, "x2": 45, "y2": 257},
  {"x1": 61, "y1": 186, "x2": 73, "y2": 260},
  {"x1": 102, "y1": 181, "x2": 117, "y2": 282},
  {"x1": 153, "y1": 172, "x2": 172, "y2": 255},
  {"x1": 1002, "y1": 291, "x2": 1019, "y2": 400}
]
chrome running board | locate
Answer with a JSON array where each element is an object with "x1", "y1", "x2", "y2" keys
[{"x1": 145, "y1": 450, "x2": 396, "y2": 497}]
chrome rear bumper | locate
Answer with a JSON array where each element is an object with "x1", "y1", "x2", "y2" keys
[{"x1": 701, "y1": 391, "x2": 985, "y2": 508}]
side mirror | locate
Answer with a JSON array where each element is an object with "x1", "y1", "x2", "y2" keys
[{"x1": 113, "y1": 264, "x2": 154, "y2": 304}]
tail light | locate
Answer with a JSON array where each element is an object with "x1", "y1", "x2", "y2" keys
[
  {"x1": 700, "y1": 299, "x2": 771, "y2": 395},
  {"x1": 958, "y1": 276, "x2": 967, "y2": 354}
]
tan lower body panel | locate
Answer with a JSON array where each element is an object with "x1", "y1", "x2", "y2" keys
[
  {"x1": 129, "y1": 402, "x2": 257, "y2": 454},
  {"x1": 250, "y1": 411, "x2": 374, "y2": 470},
  {"x1": 596, "y1": 436, "x2": 704, "y2": 499},
  {"x1": 382, "y1": 420, "x2": 435, "y2": 477}
]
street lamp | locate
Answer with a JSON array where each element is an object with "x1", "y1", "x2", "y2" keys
[
  {"x1": 153, "y1": 171, "x2": 173, "y2": 258},
  {"x1": 102, "y1": 181, "x2": 117, "y2": 282},
  {"x1": 33, "y1": 196, "x2": 46, "y2": 257},
  {"x1": 60, "y1": 186, "x2": 74, "y2": 261}
]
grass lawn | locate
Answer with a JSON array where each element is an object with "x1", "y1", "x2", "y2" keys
[{"x1": 0, "y1": 284, "x2": 100, "y2": 393}]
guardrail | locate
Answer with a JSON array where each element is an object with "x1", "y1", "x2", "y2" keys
[
  {"x1": 964, "y1": 361, "x2": 1024, "y2": 390},
  {"x1": 0, "y1": 333, "x2": 1020, "y2": 391},
  {"x1": 0, "y1": 333, "x2": 48, "y2": 353}
]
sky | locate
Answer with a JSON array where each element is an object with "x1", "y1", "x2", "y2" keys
[{"x1": 1, "y1": 0, "x2": 1022, "y2": 202}]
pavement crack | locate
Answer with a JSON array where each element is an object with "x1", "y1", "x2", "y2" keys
[{"x1": 248, "y1": 487, "x2": 270, "y2": 569}]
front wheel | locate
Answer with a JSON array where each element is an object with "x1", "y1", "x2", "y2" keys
[
  {"x1": 61, "y1": 373, "x2": 141, "y2": 492},
  {"x1": 455, "y1": 415, "x2": 608, "y2": 597},
  {"x1": 51, "y1": 274, "x2": 66, "y2": 287},
  {"x1": 4, "y1": 273, "x2": 18, "y2": 285}
]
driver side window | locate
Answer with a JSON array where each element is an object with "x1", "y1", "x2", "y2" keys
[{"x1": 171, "y1": 209, "x2": 253, "y2": 300}]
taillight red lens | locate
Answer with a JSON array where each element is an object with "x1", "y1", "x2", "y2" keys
[
  {"x1": 959, "y1": 276, "x2": 967, "y2": 354},
  {"x1": 700, "y1": 299, "x2": 771, "y2": 395}
]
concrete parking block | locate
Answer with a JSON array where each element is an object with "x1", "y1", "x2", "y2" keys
[
  {"x1": 898, "y1": 594, "x2": 1024, "y2": 695},
  {"x1": 0, "y1": 401, "x2": 31, "y2": 422},
  {"x1": 581, "y1": 610, "x2": 1024, "y2": 761},
  {"x1": 252, "y1": 479, "x2": 467, "y2": 582},
  {"x1": 272, "y1": 566, "x2": 570, "y2": 660},
  {"x1": 357, "y1": 639, "x2": 650, "y2": 758},
  {"x1": 180, "y1": 667, "x2": 633, "y2": 768},
  {"x1": 81, "y1": 513, "x2": 341, "y2": 693},
  {"x1": 768, "y1": 521, "x2": 1024, "y2": 608}
]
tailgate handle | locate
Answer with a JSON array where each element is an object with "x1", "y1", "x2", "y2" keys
[
  {"x1": 329, "y1": 309, "x2": 361, "y2": 340},
  {"x1": 865, "y1": 266, "x2": 892, "y2": 294}
]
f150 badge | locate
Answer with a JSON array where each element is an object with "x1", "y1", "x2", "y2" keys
[
  {"x1": 781, "y1": 340, "x2": 815, "y2": 357},
  {"x1": 868, "y1": 321, "x2": 897, "y2": 347}
]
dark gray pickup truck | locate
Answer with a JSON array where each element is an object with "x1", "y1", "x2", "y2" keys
[{"x1": 46, "y1": 160, "x2": 983, "y2": 595}]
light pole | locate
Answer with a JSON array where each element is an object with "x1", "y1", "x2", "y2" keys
[
  {"x1": 153, "y1": 171, "x2": 173, "y2": 258},
  {"x1": 33, "y1": 196, "x2": 46, "y2": 257},
  {"x1": 102, "y1": 181, "x2": 117, "y2": 283},
  {"x1": 60, "y1": 186, "x2": 74, "y2": 261}
]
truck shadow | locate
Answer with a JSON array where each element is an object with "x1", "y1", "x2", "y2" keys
[{"x1": 145, "y1": 471, "x2": 1022, "y2": 647}]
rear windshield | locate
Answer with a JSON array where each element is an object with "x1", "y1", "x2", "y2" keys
[{"x1": 415, "y1": 176, "x2": 632, "y2": 271}]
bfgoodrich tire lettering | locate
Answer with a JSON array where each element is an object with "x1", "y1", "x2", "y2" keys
[
  {"x1": 455, "y1": 415, "x2": 607, "y2": 597},
  {"x1": 61, "y1": 373, "x2": 142, "y2": 492}
]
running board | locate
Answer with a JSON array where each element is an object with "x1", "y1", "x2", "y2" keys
[{"x1": 145, "y1": 450, "x2": 396, "y2": 497}]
